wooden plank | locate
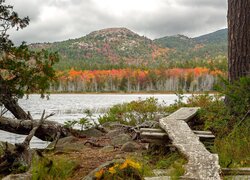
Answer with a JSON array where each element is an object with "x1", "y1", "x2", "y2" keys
[
  {"x1": 159, "y1": 107, "x2": 220, "y2": 179},
  {"x1": 197, "y1": 134, "x2": 215, "y2": 139},
  {"x1": 140, "y1": 130, "x2": 215, "y2": 140},
  {"x1": 140, "y1": 128, "x2": 164, "y2": 133},
  {"x1": 141, "y1": 132, "x2": 168, "y2": 139},
  {"x1": 222, "y1": 168, "x2": 250, "y2": 175},
  {"x1": 193, "y1": 130, "x2": 213, "y2": 135},
  {"x1": 165, "y1": 107, "x2": 200, "y2": 122}
]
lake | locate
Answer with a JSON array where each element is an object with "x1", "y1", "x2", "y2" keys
[{"x1": 0, "y1": 94, "x2": 190, "y2": 148}]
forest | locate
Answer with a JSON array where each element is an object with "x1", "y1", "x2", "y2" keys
[{"x1": 54, "y1": 67, "x2": 225, "y2": 92}]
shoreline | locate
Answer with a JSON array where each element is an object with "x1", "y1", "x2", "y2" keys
[{"x1": 43, "y1": 91, "x2": 219, "y2": 95}]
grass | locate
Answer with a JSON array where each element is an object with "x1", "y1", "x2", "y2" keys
[
  {"x1": 32, "y1": 154, "x2": 78, "y2": 180},
  {"x1": 133, "y1": 150, "x2": 187, "y2": 178}
]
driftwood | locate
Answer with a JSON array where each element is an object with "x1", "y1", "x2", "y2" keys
[
  {"x1": 0, "y1": 116, "x2": 80, "y2": 141},
  {"x1": 0, "y1": 110, "x2": 48, "y2": 175}
]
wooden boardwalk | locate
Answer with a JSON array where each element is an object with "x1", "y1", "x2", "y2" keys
[{"x1": 159, "y1": 107, "x2": 221, "y2": 180}]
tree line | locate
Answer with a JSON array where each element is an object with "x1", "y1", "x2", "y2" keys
[{"x1": 52, "y1": 68, "x2": 225, "y2": 92}]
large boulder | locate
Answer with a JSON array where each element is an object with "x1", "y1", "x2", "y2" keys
[
  {"x1": 106, "y1": 129, "x2": 125, "y2": 138},
  {"x1": 47, "y1": 136, "x2": 85, "y2": 151},
  {"x1": 111, "y1": 134, "x2": 131, "y2": 146},
  {"x1": 121, "y1": 142, "x2": 140, "y2": 152},
  {"x1": 81, "y1": 128, "x2": 104, "y2": 137}
]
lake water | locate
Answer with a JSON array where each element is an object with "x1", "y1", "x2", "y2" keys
[{"x1": 0, "y1": 94, "x2": 190, "y2": 148}]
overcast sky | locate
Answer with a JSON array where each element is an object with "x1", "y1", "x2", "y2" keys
[{"x1": 8, "y1": 0, "x2": 227, "y2": 44}]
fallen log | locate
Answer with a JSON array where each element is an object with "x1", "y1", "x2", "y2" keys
[
  {"x1": 0, "y1": 110, "x2": 46, "y2": 175},
  {"x1": 0, "y1": 116, "x2": 77, "y2": 141}
]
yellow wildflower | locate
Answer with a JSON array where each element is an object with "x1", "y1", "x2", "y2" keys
[
  {"x1": 119, "y1": 161, "x2": 128, "y2": 170},
  {"x1": 95, "y1": 169, "x2": 104, "y2": 179},
  {"x1": 108, "y1": 166, "x2": 116, "y2": 174},
  {"x1": 119, "y1": 159, "x2": 141, "y2": 170},
  {"x1": 127, "y1": 159, "x2": 141, "y2": 170}
]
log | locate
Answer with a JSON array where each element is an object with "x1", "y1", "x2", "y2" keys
[
  {"x1": 0, "y1": 110, "x2": 46, "y2": 175},
  {"x1": 0, "y1": 116, "x2": 72, "y2": 141},
  {"x1": 222, "y1": 168, "x2": 250, "y2": 175}
]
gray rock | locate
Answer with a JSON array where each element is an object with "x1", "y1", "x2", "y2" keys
[
  {"x1": 111, "y1": 134, "x2": 131, "y2": 146},
  {"x1": 47, "y1": 136, "x2": 78, "y2": 149},
  {"x1": 121, "y1": 141, "x2": 139, "y2": 152},
  {"x1": 139, "y1": 121, "x2": 159, "y2": 128},
  {"x1": 106, "y1": 129, "x2": 124, "y2": 138},
  {"x1": 82, "y1": 128, "x2": 104, "y2": 137}
]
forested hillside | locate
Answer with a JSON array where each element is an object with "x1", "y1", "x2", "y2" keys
[
  {"x1": 30, "y1": 28, "x2": 228, "y2": 92},
  {"x1": 154, "y1": 29, "x2": 227, "y2": 63},
  {"x1": 30, "y1": 28, "x2": 170, "y2": 70},
  {"x1": 30, "y1": 28, "x2": 227, "y2": 71}
]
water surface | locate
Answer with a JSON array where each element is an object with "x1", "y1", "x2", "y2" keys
[{"x1": 0, "y1": 94, "x2": 190, "y2": 148}]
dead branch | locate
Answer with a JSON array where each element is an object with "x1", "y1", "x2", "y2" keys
[
  {"x1": 84, "y1": 140, "x2": 104, "y2": 147},
  {"x1": 0, "y1": 110, "x2": 52, "y2": 175}
]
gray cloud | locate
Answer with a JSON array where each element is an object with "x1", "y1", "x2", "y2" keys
[{"x1": 7, "y1": 0, "x2": 227, "y2": 44}]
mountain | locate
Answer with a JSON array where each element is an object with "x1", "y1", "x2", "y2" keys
[
  {"x1": 30, "y1": 28, "x2": 169, "y2": 70},
  {"x1": 194, "y1": 29, "x2": 227, "y2": 44},
  {"x1": 30, "y1": 28, "x2": 228, "y2": 70},
  {"x1": 154, "y1": 28, "x2": 228, "y2": 61},
  {"x1": 154, "y1": 34, "x2": 196, "y2": 51}
]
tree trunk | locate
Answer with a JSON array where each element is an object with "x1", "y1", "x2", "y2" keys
[
  {"x1": 1, "y1": 95, "x2": 30, "y2": 120},
  {"x1": 0, "y1": 116, "x2": 72, "y2": 141},
  {"x1": 0, "y1": 76, "x2": 29, "y2": 119},
  {"x1": 228, "y1": 0, "x2": 250, "y2": 82}
]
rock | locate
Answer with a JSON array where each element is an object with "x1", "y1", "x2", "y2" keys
[
  {"x1": 47, "y1": 136, "x2": 86, "y2": 151},
  {"x1": 83, "y1": 159, "x2": 124, "y2": 180},
  {"x1": 111, "y1": 134, "x2": 131, "y2": 146},
  {"x1": 106, "y1": 129, "x2": 124, "y2": 138},
  {"x1": 121, "y1": 141, "x2": 139, "y2": 152},
  {"x1": 2, "y1": 172, "x2": 32, "y2": 180},
  {"x1": 82, "y1": 128, "x2": 104, "y2": 137},
  {"x1": 47, "y1": 136, "x2": 78, "y2": 148},
  {"x1": 139, "y1": 121, "x2": 159, "y2": 128},
  {"x1": 154, "y1": 114, "x2": 165, "y2": 121},
  {"x1": 99, "y1": 146, "x2": 114, "y2": 153}
]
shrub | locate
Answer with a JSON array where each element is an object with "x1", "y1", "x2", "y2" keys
[
  {"x1": 98, "y1": 97, "x2": 166, "y2": 126},
  {"x1": 64, "y1": 109, "x2": 98, "y2": 130}
]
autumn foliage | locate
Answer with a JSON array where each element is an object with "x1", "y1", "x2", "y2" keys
[{"x1": 51, "y1": 67, "x2": 225, "y2": 92}]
